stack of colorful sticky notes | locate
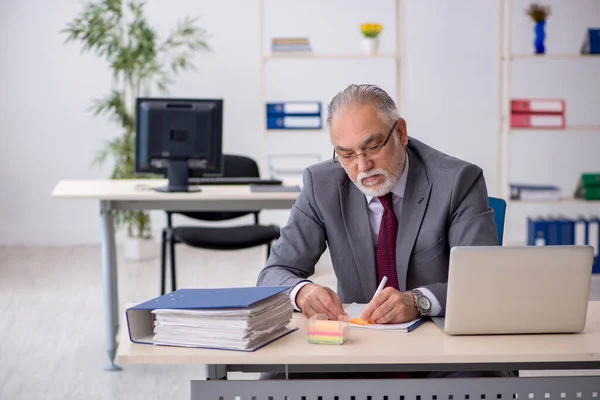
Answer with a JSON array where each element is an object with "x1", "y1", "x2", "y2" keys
[{"x1": 307, "y1": 314, "x2": 349, "y2": 345}]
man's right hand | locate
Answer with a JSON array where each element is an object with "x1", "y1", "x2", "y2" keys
[{"x1": 295, "y1": 283, "x2": 346, "y2": 320}]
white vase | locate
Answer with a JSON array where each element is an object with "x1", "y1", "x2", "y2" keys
[
  {"x1": 124, "y1": 237, "x2": 159, "y2": 261},
  {"x1": 362, "y1": 37, "x2": 379, "y2": 55}
]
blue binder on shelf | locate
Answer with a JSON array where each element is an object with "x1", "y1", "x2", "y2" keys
[
  {"x1": 267, "y1": 115, "x2": 322, "y2": 129},
  {"x1": 266, "y1": 101, "x2": 321, "y2": 116},
  {"x1": 580, "y1": 28, "x2": 600, "y2": 54},
  {"x1": 590, "y1": 216, "x2": 600, "y2": 274},
  {"x1": 528, "y1": 217, "x2": 548, "y2": 246},
  {"x1": 266, "y1": 101, "x2": 322, "y2": 130},
  {"x1": 126, "y1": 286, "x2": 298, "y2": 351},
  {"x1": 557, "y1": 217, "x2": 575, "y2": 246},
  {"x1": 528, "y1": 215, "x2": 599, "y2": 273}
]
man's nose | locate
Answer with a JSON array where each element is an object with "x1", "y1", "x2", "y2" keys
[{"x1": 357, "y1": 153, "x2": 372, "y2": 172}]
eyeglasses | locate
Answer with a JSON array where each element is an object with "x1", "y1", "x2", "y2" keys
[{"x1": 333, "y1": 121, "x2": 398, "y2": 165}]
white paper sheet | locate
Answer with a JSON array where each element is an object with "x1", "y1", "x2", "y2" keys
[{"x1": 344, "y1": 303, "x2": 423, "y2": 332}]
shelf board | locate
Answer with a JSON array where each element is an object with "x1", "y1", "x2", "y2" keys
[
  {"x1": 510, "y1": 126, "x2": 600, "y2": 133},
  {"x1": 506, "y1": 54, "x2": 600, "y2": 60},
  {"x1": 264, "y1": 53, "x2": 400, "y2": 61},
  {"x1": 508, "y1": 198, "x2": 600, "y2": 205},
  {"x1": 265, "y1": 129, "x2": 326, "y2": 134}
]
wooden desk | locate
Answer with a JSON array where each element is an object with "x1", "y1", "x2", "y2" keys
[
  {"x1": 51, "y1": 179, "x2": 299, "y2": 371},
  {"x1": 117, "y1": 302, "x2": 600, "y2": 400},
  {"x1": 117, "y1": 302, "x2": 600, "y2": 371}
]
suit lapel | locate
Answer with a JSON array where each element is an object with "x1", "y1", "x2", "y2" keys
[
  {"x1": 339, "y1": 180, "x2": 377, "y2": 300},
  {"x1": 396, "y1": 147, "x2": 432, "y2": 291}
]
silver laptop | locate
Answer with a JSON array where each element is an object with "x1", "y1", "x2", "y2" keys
[{"x1": 440, "y1": 245, "x2": 594, "y2": 335}]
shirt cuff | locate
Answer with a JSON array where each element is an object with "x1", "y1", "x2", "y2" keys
[
  {"x1": 289, "y1": 281, "x2": 312, "y2": 311},
  {"x1": 416, "y1": 287, "x2": 442, "y2": 317}
]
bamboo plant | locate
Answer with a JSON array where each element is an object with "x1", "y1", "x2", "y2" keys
[{"x1": 62, "y1": 0, "x2": 210, "y2": 239}]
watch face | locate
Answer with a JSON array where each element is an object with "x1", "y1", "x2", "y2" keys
[{"x1": 418, "y1": 296, "x2": 431, "y2": 310}]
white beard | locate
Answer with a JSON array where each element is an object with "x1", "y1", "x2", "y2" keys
[
  {"x1": 345, "y1": 145, "x2": 405, "y2": 197},
  {"x1": 353, "y1": 168, "x2": 397, "y2": 197}
]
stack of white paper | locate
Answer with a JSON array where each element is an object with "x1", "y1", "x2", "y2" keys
[{"x1": 151, "y1": 292, "x2": 293, "y2": 351}]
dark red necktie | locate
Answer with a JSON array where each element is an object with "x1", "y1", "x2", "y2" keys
[{"x1": 376, "y1": 193, "x2": 399, "y2": 290}]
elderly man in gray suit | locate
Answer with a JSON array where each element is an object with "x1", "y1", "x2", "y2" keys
[
  {"x1": 257, "y1": 84, "x2": 511, "y2": 379},
  {"x1": 258, "y1": 83, "x2": 498, "y2": 328}
]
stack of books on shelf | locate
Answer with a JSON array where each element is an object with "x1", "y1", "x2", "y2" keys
[
  {"x1": 574, "y1": 173, "x2": 600, "y2": 200},
  {"x1": 266, "y1": 101, "x2": 322, "y2": 130},
  {"x1": 510, "y1": 99, "x2": 566, "y2": 129},
  {"x1": 271, "y1": 37, "x2": 312, "y2": 54},
  {"x1": 528, "y1": 215, "x2": 600, "y2": 274},
  {"x1": 126, "y1": 287, "x2": 297, "y2": 352},
  {"x1": 580, "y1": 28, "x2": 600, "y2": 55},
  {"x1": 510, "y1": 183, "x2": 561, "y2": 201}
]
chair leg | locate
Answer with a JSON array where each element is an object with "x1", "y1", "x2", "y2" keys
[
  {"x1": 169, "y1": 234, "x2": 177, "y2": 293},
  {"x1": 160, "y1": 229, "x2": 167, "y2": 295}
]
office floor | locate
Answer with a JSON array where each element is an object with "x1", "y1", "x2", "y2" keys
[{"x1": 0, "y1": 245, "x2": 599, "y2": 400}]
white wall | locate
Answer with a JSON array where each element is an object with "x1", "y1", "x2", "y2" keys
[{"x1": 0, "y1": 0, "x2": 598, "y2": 245}]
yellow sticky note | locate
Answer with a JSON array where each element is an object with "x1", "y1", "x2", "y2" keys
[{"x1": 349, "y1": 318, "x2": 373, "y2": 326}]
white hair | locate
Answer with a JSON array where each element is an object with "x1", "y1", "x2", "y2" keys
[{"x1": 326, "y1": 84, "x2": 400, "y2": 127}]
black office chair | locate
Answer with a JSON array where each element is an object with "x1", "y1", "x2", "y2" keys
[{"x1": 160, "y1": 154, "x2": 281, "y2": 295}]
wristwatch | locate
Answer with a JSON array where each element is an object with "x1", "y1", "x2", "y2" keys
[{"x1": 409, "y1": 289, "x2": 432, "y2": 316}]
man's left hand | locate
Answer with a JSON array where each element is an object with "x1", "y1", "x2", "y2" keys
[{"x1": 359, "y1": 287, "x2": 419, "y2": 324}]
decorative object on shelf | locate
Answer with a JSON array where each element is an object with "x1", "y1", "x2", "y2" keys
[
  {"x1": 510, "y1": 183, "x2": 560, "y2": 201},
  {"x1": 62, "y1": 0, "x2": 210, "y2": 259},
  {"x1": 525, "y1": 3, "x2": 551, "y2": 54},
  {"x1": 271, "y1": 37, "x2": 312, "y2": 54},
  {"x1": 574, "y1": 173, "x2": 600, "y2": 200},
  {"x1": 580, "y1": 28, "x2": 600, "y2": 55},
  {"x1": 360, "y1": 22, "x2": 383, "y2": 55},
  {"x1": 266, "y1": 101, "x2": 322, "y2": 130},
  {"x1": 510, "y1": 98, "x2": 566, "y2": 129}
]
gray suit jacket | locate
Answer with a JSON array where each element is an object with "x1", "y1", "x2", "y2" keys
[{"x1": 257, "y1": 137, "x2": 498, "y2": 315}]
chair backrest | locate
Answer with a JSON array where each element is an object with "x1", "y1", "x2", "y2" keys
[
  {"x1": 177, "y1": 154, "x2": 260, "y2": 222},
  {"x1": 488, "y1": 196, "x2": 506, "y2": 245}
]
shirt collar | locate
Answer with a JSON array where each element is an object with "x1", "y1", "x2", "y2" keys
[{"x1": 365, "y1": 152, "x2": 409, "y2": 204}]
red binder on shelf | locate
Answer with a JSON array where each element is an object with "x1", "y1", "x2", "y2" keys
[
  {"x1": 511, "y1": 99, "x2": 565, "y2": 114},
  {"x1": 511, "y1": 113, "x2": 566, "y2": 129}
]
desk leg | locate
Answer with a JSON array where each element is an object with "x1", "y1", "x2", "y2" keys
[{"x1": 100, "y1": 201, "x2": 121, "y2": 371}]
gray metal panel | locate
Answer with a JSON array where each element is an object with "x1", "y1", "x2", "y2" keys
[
  {"x1": 191, "y1": 377, "x2": 600, "y2": 400},
  {"x1": 227, "y1": 362, "x2": 600, "y2": 374}
]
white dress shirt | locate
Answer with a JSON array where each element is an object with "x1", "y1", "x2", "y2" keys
[{"x1": 290, "y1": 154, "x2": 442, "y2": 317}]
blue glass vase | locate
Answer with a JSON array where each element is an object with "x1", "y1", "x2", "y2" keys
[{"x1": 534, "y1": 21, "x2": 546, "y2": 54}]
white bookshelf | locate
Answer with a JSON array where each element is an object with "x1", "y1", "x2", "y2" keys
[
  {"x1": 497, "y1": 0, "x2": 600, "y2": 203},
  {"x1": 258, "y1": 0, "x2": 405, "y2": 177},
  {"x1": 509, "y1": 54, "x2": 600, "y2": 60}
]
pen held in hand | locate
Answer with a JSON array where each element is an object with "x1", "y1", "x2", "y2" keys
[{"x1": 360, "y1": 276, "x2": 387, "y2": 324}]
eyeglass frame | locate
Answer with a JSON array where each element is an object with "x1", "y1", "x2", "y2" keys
[{"x1": 332, "y1": 120, "x2": 398, "y2": 164}]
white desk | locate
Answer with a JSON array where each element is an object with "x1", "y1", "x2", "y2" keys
[
  {"x1": 117, "y1": 302, "x2": 600, "y2": 399},
  {"x1": 51, "y1": 179, "x2": 299, "y2": 370}
]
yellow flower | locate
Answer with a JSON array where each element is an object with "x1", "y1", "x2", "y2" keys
[{"x1": 360, "y1": 22, "x2": 383, "y2": 38}]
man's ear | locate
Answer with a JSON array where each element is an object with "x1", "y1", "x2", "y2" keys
[{"x1": 397, "y1": 118, "x2": 408, "y2": 146}]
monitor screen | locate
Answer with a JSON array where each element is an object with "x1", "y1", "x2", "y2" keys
[{"x1": 135, "y1": 98, "x2": 224, "y2": 178}]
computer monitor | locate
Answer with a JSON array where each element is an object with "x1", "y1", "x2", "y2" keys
[{"x1": 135, "y1": 97, "x2": 224, "y2": 192}]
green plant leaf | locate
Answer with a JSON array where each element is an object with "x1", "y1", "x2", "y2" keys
[{"x1": 63, "y1": 0, "x2": 211, "y2": 238}]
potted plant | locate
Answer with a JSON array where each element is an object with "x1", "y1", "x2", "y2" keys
[
  {"x1": 525, "y1": 3, "x2": 551, "y2": 54},
  {"x1": 62, "y1": 0, "x2": 211, "y2": 259},
  {"x1": 360, "y1": 22, "x2": 384, "y2": 55}
]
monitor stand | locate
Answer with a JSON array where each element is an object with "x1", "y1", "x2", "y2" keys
[{"x1": 155, "y1": 160, "x2": 202, "y2": 193}]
